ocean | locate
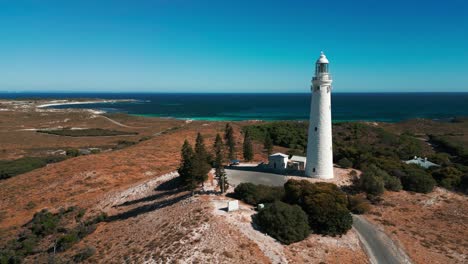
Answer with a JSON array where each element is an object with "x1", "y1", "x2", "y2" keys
[{"x1": 1, "y1": 92, "x2": 468, "y2": 122}]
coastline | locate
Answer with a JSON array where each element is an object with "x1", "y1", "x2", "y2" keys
[{"x1": 36, "y1": 99, "x2": 137, "y2": 108}]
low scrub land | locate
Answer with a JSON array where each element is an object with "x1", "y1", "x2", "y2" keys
[
  {"x1": 37, "y1": 128, "x2": 138, "y2": 137},
  {"x1": 0, "y1": 156, "x2": 66, "y2": 180}
]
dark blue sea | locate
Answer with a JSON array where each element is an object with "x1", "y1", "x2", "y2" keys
[{"x1": 1, "y1": 92, "x2": 468, "y2": 122}]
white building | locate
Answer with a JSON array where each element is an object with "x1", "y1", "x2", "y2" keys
[
  {"x1": 405, "y1": 156, "x2": 440, "y2": 169},
  {"x1": 268, "y1": 153, "x2": 289, "y2": 169},
  {"x1": 305, "y1": 52, "x2": 334, "y2": 179},
  {"x1": 290, "y1": 155, "x2": 307, "y2": 170}
]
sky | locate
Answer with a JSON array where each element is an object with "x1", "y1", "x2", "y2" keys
[{"x1": 0, "y1": 0, "x2": 467, "y2": 93}]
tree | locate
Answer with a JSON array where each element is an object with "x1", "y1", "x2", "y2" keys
[
  {"x1": 213, "y1": 134, "x2": 228, "y2": 193},
  {"x1": 243, "y1": 130, "x2": 254, "y2": 161},
  {"x1": 284, "y1": 180, "x2": 353, "y2": 236},
  {"x1": 264, "y1": 133, "x2": 273, "y2": 155},
  {"x1": 253, "y1": 201, "x2": 310, "y2": 245},
  {"x1": 224, "y1": 123, "x2": 236, "y2": 160},
  {"x1": 193, "y1": 133, "x2": 211, "y2": 187},
  {"x1": 177, "y1": 140, "x2": 196, "y2": 193}
]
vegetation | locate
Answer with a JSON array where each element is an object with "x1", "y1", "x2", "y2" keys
[
  {"x1": 284, "y1": 180, "x2": 353, "y2": 236},
  {"x1": 213, "y1": 134, "x2": 228, "y2": 193},
  {"x1": 243, "y1": 130, "x2": 254, "y2": 161},
  {"x1": 73, "y1": 246, "x2": 96, "y2": 262},
  {"x1": 360, "y1": 165, "x2": 402, "y2": 195},
  {"x1": 347, "y1": 194, "x2": 371, "y2": 214},
  {"x1": 263, "y1": 133, "x2": 273, "y2": 155},
  {"x1": 233, "y1": 183, "x2": 284, "y2": 205},
  {"x1": 253, "y1": 201, "x2": 310, "y2": 245},
  {"x1": 37, "y1": 128, "x2": 137, "y2": 137},
  {"x1": 400, "y1": 166, "x2": 436, "y2": 193},
  {"x1": 224, "y1": 123, "x2": 236, "y2": 160},
  {"x1": 431, "y1": 166, "x2": 463, "y2": 189},
  {"x1": 0, "y1": 156, "x2": 66, "y2": 180},
  {"x1": 338, "y1": 157, "x2": 353, "y2": 168},
  {"x1": 0, "y1": 207, "x2": 105, "y2": 263},
  {"x1": 429, "y1": 134, "x2": 468, "y2": 165},
  {"x1": 244, "y1": 122, "x2": 308, "y2": 154},
  {"x1": 177, "y1": 134, "x2": 211, "y2": 194}
]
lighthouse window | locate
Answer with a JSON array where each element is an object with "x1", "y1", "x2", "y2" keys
[
  {"x1": 313, "y1": 168, "x2": 316, "y2": 172},
  {"x1": 314, "y1": 127, "x2": 317, "y2": 131}
]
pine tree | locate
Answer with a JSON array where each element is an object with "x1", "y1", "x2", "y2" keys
[
  {"x1": 214, "y1": 133, "x2": 228, "y2": 193},
  {"x1": 243, "y1": 130, "x2": 254, "y2": 161},
  {"x1": 264, "y1": 133, "x2": 273, "y2": 156},
  {"x1": 193, "y1": 133, "x2": 211, "y2": 186},
  {"x1": 224, "y1": 123, "x2": 236, "y2": 160},
  {"x1": 178, "y1": 140, "x2": 196, "y2": 193}
]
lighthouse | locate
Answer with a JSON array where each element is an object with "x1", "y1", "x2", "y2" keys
[{"x1": 305, "y1": 52, "x2": 334, "y2": 179}]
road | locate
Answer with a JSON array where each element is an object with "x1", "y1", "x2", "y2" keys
[
  {"x1": 226, "y1": 168, "x2": 413, "y2": 264},
  {"x1": 353, "y1": 215, "x2": 412, "y2": 264},
  {"x1": 225, "y1": 167, "x2": 287, "y2": 187}
]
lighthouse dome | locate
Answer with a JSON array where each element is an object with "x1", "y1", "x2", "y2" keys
[{"x1": 316, "y1": 52, "x2": 329, "y2": 64}]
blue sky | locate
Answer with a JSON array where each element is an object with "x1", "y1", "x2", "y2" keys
[{"x1": 0, "y1": 0, "x2": 467, "y2": 93}]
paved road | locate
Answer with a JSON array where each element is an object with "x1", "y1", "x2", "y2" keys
[
  {"x1": 225, "y1": 167, "x2": 287, "y2": 187},
  {"x1": 353, "y1": 215, "x2": 412, "y2": 264},
  {"x1": 226, "y1": 168, "x2": 413, "y2": 264}
]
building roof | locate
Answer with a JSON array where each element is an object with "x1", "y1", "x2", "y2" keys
[
  {"x1": 269, "y1": 153, "x2": 288, "y2": 158},
  {"x1": 316, "y1": 51, "x2": 329, "y2": 64},
  {"x1": 290, "y1": 155, "x2": 307, "y2": 162},
  {"x1": 404, "y1": 156, "x2": 440, "y2": 169}
]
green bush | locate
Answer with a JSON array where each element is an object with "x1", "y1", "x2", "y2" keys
[
  {"x1": 359, "y1": 169, "x2": 385, "y2": 196},
  {"x1": 347, "y1": 194, "x2": 371, "y2": 214},
  {"x1": 432, "y1": 166, "x2": 463, "y2": 189},
  {"x1": 253, "y1": 201, "x2": 310, "y2": 244},
  {"x1": 66, "y1": 148, "x2": 80, "y2": 157},
  {"x1": 0, "y1": 157, "x2": 47, "y2": 180},
  {"x1": 401, "y1": 167, "x2": 436, "y2": 193},
  {"x1": 233, "y1": 183, "x2": 284, "y2": 205},
  {"x1": 338, "y1": 158, "x2": 353, "y2": 168},
  {"x1": 30, "y1": 209, "x2": 60, "y2": 237},
  {"x1": 73, "y1": 246, "x2": 96, "y2": 262},
  {"x1": 382, "y1": 173, "x2": 402, "y2": 192},
  {"x1": 284, "y1": 180, "x2": 352, "y2": 236},
  {"x1": 56, "y1": 233, "x2": 80, "y2": 251}
]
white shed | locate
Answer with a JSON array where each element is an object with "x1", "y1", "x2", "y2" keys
[
  {"x1": 290, "y1": 155, "x2": 307, "y2": 170},
  {"x1": 268, "y1": 153, "x2": 288, "y2": 169}
]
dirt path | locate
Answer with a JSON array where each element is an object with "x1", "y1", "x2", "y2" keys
[{"x1": 97, "y1": 115, "x2": 147, "y2": 129}]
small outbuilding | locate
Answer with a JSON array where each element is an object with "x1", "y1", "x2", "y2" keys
[
  {"x1": 268, "y1": 153, "x2": 289, "y2": 169},
  {"x1": 289, "y1": 155, "x2": 307, "y2": 170},
  {"x1": 404, "y1": 156, "x2": 440, "y2": 169}
]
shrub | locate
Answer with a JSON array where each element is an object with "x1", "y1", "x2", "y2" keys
[
  {"x1": 432, "y1": 166, "x2": 463, "y2": 189},
  {"x1": 30, "y1": 209, "x2": 60, "y2": 237},
  {"x1": 66, "y1": 148, "x2": 80, "y2": 157},
  {"x1": 338, "y1": 158, "x2": 353, "y2": 168},
  {"x1": 73, "y1": 246, "x2": 96, "y2": 262},
  {"x1": 359, "y1": 169, "x2": 385, "y2": 196},
  {"x1": 401, "y1": 167, "x2": 436, "y2": 193},
  {"x1": 347, "y1": 194, "x2": 371, "y2": 214},
  {"x1": 233, "y1": 183, "x2": 284, "y2": 205},
  {"x1": 382, "y1": 173, "x2": 402, "y2": 192},
  {"x1": 56, "y1": 233, "x2": 80, "y2": 251},
  {"x1": 284, "y1": 180, "x2": 352, "y2": 236},
  {"x1": 253, "y1": 201, "x2": 310, "y2": 244}
]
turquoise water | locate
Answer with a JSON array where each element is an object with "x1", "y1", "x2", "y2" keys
[{"x1": 1, "y1": 92, "x2": 468, "y2": 122}]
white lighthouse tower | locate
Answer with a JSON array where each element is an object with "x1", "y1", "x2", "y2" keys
[{"x1": 305, "y1": 52, "x2": 334, "y2": 179}]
